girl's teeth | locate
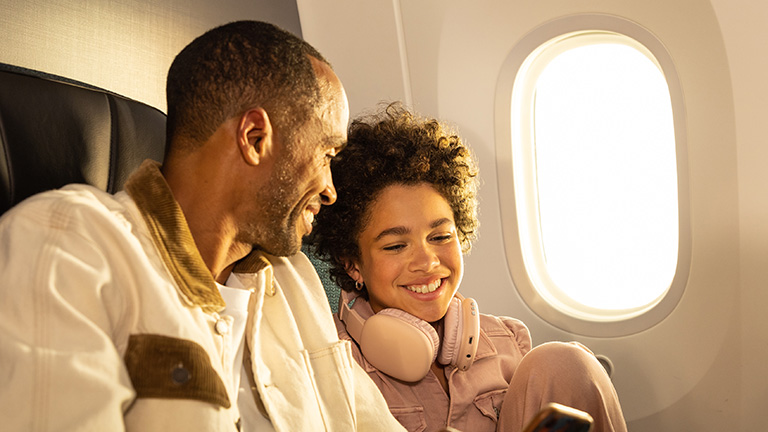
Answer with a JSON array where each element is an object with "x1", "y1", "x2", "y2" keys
[{"x1": 405, "y1": 279, "x2": 441, "y2": 293}]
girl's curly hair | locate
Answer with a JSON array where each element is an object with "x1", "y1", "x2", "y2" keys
[{"x1": 308, "y1": 103, "x2": 479, "y2": 297}]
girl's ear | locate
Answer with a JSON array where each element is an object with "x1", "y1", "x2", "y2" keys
[{"x1": 344, "y1": 260, "x2": 363, "y2": 286}]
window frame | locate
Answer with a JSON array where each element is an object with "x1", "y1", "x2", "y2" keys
[{"x1": 494, "y1": 14, "x2": 691, "y2": 336}]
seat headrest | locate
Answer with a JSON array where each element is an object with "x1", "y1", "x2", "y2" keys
[{"x1": 0, "y1": 64, "x2": 166, "y2": 215}]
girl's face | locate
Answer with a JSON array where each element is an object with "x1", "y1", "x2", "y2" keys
[{"x1": 348, "y1": 183, "x2": 464, "y2": 323}]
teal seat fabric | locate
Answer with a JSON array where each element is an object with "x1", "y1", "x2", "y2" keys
[{"x1": 302, "y1": 243, "x2": 341, "y2": 313}]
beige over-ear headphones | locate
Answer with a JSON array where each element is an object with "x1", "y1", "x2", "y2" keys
[{"x1": 338, "y1": 289, "x2": 480, "y2": 382}]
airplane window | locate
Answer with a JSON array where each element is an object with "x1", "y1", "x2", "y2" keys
[{"x1": 501, "y1": 26, "x2": 690, "y2": 332}]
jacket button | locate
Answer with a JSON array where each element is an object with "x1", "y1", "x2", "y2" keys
[
  {"x1": 171, "y1": 364, "x2": 191, "y2": 385},
  {"x1": 215, "y1": 318, "x2": 230, "y2": 335}
]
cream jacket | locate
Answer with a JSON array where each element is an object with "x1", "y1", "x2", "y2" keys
[{"x1": 0, "y1": 161, "x2": 404, "y2": 432}]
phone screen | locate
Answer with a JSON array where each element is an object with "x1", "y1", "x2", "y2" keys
[{"x1": 523, "y1": 403, "x2": 593, "y2": 432}]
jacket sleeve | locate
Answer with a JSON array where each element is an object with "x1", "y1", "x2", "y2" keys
[{"x1": 0, "y1": 192, "x2": 136, "y2": 431}]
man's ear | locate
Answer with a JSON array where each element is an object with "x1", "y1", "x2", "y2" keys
[{"x1": 237, "y1": 108, "x2": 273, "y2": 166}]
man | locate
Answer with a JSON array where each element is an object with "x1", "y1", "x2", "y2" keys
[{"x1": 0, "y1": 21, "x2": 405, "y2": 431}]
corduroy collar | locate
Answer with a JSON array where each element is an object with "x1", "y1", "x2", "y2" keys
[{"x1": 124, "y1": 160, "x2": 270, "y2": 313}]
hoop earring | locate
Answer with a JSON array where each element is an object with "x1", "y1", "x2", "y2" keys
[{"x1": 355, "y1": 281, "x2": 364, "y2": 291}]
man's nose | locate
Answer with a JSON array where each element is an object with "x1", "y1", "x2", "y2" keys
[{"x1": 320, "y1": 169, "x2": 337, "y2": 205}]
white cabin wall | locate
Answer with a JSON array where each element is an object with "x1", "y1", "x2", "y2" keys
[
  {"x1": 0, "y1": 0, "x2": 302, "y2": 112},
  {"x1": 710, "y1": 0, "x2": 768, "y2": 421},
  {"x1": 297, "y1": 0, "x2": 411, "y2": 117},
  {"x1": 296, "y1": 0, "x2": 446, "y2": 118}
]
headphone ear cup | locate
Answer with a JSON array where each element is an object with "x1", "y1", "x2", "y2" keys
[
  {"x1": 438, "y1": 297, "x2": 480, "y2": 370},
  {"x1": 359, "y1": 308, "x2": 439, "y2": 382},
  {"x1": 438, "y1": 297, "x2": 462, "y2": 366}
]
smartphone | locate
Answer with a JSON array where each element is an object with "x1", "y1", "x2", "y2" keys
[{"x1": 522, "y1": 402, "x2": 594, "y2": 432}]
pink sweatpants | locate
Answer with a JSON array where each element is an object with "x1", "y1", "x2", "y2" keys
[{"x1": 496, "y1": 342, "x2": 628, "y2": 432}]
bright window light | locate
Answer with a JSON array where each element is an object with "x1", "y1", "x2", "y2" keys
[{"x1": 513, "y1": 32, "x2": 679, "y2": 317}]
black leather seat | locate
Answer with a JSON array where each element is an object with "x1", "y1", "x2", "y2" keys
[{"x1": 0, "y1": 64, "x2": 166, "y2": 215}]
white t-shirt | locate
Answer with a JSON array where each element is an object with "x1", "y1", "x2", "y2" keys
[{"x1": 218, "y1": 275, "x2": 274, "y2": 431}]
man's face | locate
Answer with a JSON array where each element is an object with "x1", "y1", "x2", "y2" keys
[{"x1": 249, "y1": 62, "x2": 349, "y2": 256}]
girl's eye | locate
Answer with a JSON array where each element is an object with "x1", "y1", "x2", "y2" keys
[
  {"x1": 383, "y1": 244, "x2": 405, "y2": 252},
  {"x1": 431, "y1": 233, "x2": 453, "y2": 242}
]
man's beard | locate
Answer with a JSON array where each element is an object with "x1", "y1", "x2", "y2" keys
[
  {"x1": 238, "y1": 157, "x2": 304, "y2": 257},
  {"x1": 255, "y1": 199, "x2": 303, "y2": 256}
]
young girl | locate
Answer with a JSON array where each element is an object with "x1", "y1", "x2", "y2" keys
[{"x1": 309, "y1": 104, "x2": 627, "y2": 432}]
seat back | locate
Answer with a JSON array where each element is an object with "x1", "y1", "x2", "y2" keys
[{"x1": 0, "y1": 64, "x2": 166, "y2": 215}]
